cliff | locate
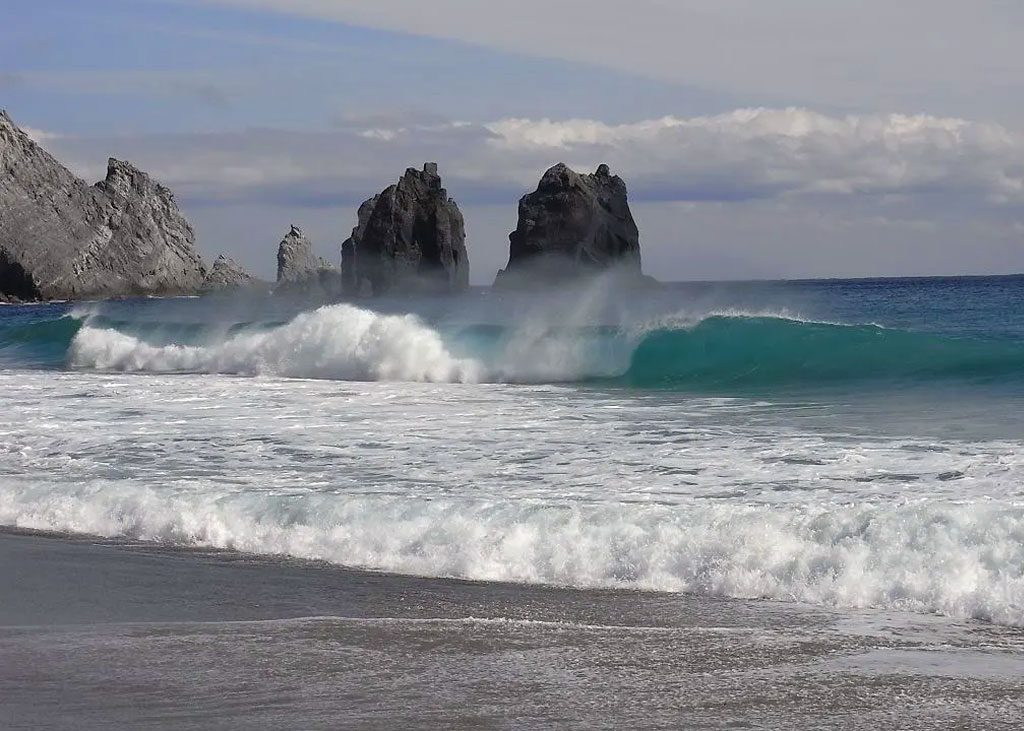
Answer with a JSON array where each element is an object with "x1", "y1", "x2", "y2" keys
[{"x1": 0, "y1": 111, "x2": 206, "y2": 300}]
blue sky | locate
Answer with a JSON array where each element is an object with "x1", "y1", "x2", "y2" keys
[
  {"x1": 1, "y1": 0, "x2": 748, "y2": 134},
  {"x1": 4, "y1": 0, "x2": 1024, "y2": 281}
]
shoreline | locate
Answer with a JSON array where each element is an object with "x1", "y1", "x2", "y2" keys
[{"x1": 3, "y1": 529, "x2": 1024, "y2": 729}]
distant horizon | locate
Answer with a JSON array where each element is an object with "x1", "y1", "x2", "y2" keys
[{"x1": 4, "y1": 0, "x2": 1024, "y2": 283}]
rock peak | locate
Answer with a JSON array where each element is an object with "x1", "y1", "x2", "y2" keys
[
  {"x1": 276, "y1": 226, "x2": 318, "y2": 283},
  {"x1": 202, "y1": 254, "x2": 255, "y2": 292},
  {"x1": 273, "y1": 226, "x2": 341, "y2": 297},
  {"x1": 102, "y1": 158, "x2": 160, "y2": 199},
  {"x1": 0, "y1": 111, "x2": 205, "y2": 301},
  {"x1": 495, "y1": 162, "x2": 641, "y2": 287},
  {"x1": 342, "y1": 164, "x2": 468, "y2": 296}
]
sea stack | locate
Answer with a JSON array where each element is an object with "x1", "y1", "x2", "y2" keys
[
  {"x1": 276, "y1": 225, "x2": 319, "y2": 284},
  {"x1": 274, "y1": 225, "x2": 341, "y2": 297},
  {"x1": 201, "y1": 255, "x2": 256, "y2": 291},
  {"x1": 494, "y1": 163, "x2": 642, "y2": 287},
  {"x1": 0, "y1": 111, "x2": 206, "y2": 301},
  {"x1": 341, "y1": 163, "x2": 468, "y2": 297}
]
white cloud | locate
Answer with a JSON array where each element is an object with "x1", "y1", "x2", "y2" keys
[
  {"x1": 49, "y1": 108, "x2": 1024, "y2": 211},
  {"x1": 20, "y1": 126, "x2": 63, "y2": 144},
  {"x1": 481, "y1": 109, "x2": 1024, "y2": 203},
  {"x1": 188, "y1": 0, "x2": 1024, "y2": 124}
]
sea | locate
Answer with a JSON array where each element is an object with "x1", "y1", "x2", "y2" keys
[{"x1": 2, "y1": 274, "x2": 1024, "y2": 729}]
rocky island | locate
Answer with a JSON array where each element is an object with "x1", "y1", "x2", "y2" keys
[
  {"x1": 495, "y1": 163, "x2": 644, "y2": 287},
  {"x1": 201, "y1": 255, "x2": 257, "y2": 292},
  {"x1": 0, "y1": 111, "x2": 212, "y2": 301},
  {"x1": 341, "y1": 163, "x2": 468, "y2": 297},
  {"x1": 273, "y1": 225, "x2": 341, "y2": 297}
]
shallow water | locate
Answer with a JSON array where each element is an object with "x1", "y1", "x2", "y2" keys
[{"x1": 3, "y1": 532, "x2": 1024, "y2": 730}]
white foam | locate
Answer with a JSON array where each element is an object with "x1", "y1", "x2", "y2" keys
[
  {"x1": 69, "y1": 304, "x2": 482, "y2": 383},
  {"x1": 3, "y1": 481, "x2": 1023, "y2": 626},
  {"x1": 67, "y1": 301, "x2": 637, "y2": 384}
]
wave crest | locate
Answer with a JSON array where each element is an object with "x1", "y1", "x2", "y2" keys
[
  {"x1": 69, "y1": 304, "x2": 482, "y2": 383},
  {"x1": 17, "y1": 302, "x2": 1024, "y2": 389}
]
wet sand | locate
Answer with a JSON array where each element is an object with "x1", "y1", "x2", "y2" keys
[{"x1": 2, "y1": 529, "x2": 1023, "y2": 730}]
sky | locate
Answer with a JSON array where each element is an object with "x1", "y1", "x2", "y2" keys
[{"x1": 3, "y1": 0, "x2": 1024, "y2": 282}]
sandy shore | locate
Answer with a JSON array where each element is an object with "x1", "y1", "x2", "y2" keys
[{"x1": 2, "y1": 528, "x2": 1024, "y2": 730}]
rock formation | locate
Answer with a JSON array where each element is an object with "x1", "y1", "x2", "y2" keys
[
  {"x1": 341, "y1": 163, "x2": 468, "y2": 297},
  {"x1": 274, "y1": 225, "x2": 341, "y2": 297},
  {"x1": 494, "y1": 163, "x2": 642, "y2": 287},
  {"x1": 0, "y1": 110, "x2": 207, "y2": 301},
  {"x1": 201, "y1": 254, "x2": 256, "y2": 291},
  {"x1": 276, "y1": 225, "x2": 319, "y2": 284}
]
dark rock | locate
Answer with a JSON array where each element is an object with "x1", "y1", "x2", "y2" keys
[
  {"x1": 201, "y1": 254, "x2": 256, "y2": 291},
  {"x1": 341, "y1": 163, "x2": 468, "y2": 296},
  {"x1": 495, "y1": 163, "x2": 643, "y2": 287},
  {"x1": 0, "y1": 110, "x2": 206, "y2": 301},
  {"x1": 274, "y1": 225, "x2": 341, "y2": 297}
]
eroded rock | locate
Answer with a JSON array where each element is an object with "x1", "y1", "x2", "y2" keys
[
  {"x1": 341, "y1": 163, "x2": 468, "y2": 296},
  {"x1": 0, "y1": 110, "x2": 206, "y2": 300}
]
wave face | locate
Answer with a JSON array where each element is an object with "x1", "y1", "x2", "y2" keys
[
  {"x1": 624, "y1": 316, "x2": 1024, "y2": 389},
  {"x1": 0, "y1": 309, "x2": 83, "y2": 368},
  {"x1": 41, "y1": 302, "x2": 1024, "y2": 391}
]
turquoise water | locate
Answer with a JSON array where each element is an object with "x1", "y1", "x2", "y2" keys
[{"x1": 4, "y1": 275, "x2": 1024, "y2": 393}]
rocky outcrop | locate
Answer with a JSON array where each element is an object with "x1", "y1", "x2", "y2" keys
[
  {"x1": 494, "y1": 163, "x2": 642, "y2": 287},
  {"x1": 276, "y1": 225, "x2": 319, "y2": 284},
  {"x1": 341, "y1": 163, "x2": 468, "y2": 297},
  {"x1": 274, "y1": 225, "x2": 341, "y2": 297},
  {"x1": 0, "y1": 110, "x2": 206, "y2": 301},
  {"x1": 201, "y1": 255, "x2": 256, "y2": 291}
]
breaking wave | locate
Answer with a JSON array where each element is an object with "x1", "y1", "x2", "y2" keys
[
  {"x1": 59, "y1": 303, "x2": 1024, "y2": 390},
  {"x1": 3, "y1": 301, "x2": 1024, "y2": 390},
  {"x1": 3, "y1": 481, "x2": 1024, "y2": 626}
]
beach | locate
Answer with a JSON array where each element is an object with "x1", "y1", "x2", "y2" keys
[{"x1": 3, "y1": 528, "x2": 1024, "y2": 730}]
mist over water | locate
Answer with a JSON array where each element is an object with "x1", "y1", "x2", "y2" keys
[{"x1": 3, "y1": 274, "x2": 1024, "y2": 625}]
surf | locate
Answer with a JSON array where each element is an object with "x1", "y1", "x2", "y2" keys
[{"x1": 38, "y1": 302, "x2": 1024, "y2": 392}]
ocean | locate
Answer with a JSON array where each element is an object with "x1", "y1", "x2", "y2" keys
[{"x1": 2, "y1": 274, "x2": 1024, "y2": 728}]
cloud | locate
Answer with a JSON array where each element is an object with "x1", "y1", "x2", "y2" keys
[
  {"x1": 40, "y1": 107, "x2": 1024, "y2": 213},
  {"x1": 483, "y1": 109, "x2": 1024, "y2": 205},
  {"x1": 20, "y1": 125, "x2": 63, "y2": 145},
  {"x1": 186, "y1": 0, "x2": 1024, "y2": 124}
]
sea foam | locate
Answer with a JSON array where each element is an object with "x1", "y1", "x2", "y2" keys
[
  {"x1": 3, "y1": 481, "x2": 1023, "y2": 626},
  {"x1": 69, "y1": 304, "x2": 482, "y2": 383}
]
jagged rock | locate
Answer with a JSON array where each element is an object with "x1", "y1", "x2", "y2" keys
[
  {"x1": 0, "y1": 110, "x2": 206, "y2": 301},
  {"x1": 201, "y1": 254, "x2": 256, "y2": 291},
  {"x1": 494, "y1": 163, "x2": 642, "y2": 287},
  {"x1": 341, "y1": 163, "x2": 468, "y2": 296},
  {"x1": 276, "y1": 225, "x2": 319, "y2": 284},
  {"x1": 274, "y1": 225, "x2": 341, "y2": 297}
]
